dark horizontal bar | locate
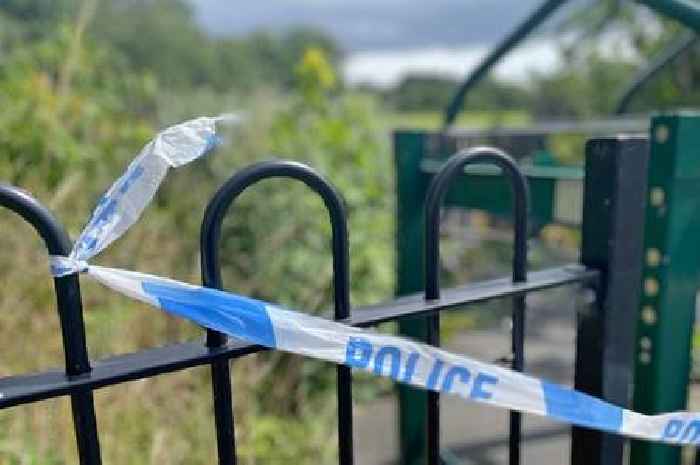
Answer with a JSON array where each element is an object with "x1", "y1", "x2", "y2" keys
[
  {"x1": 0, "y1": 265, "x2": 597, "y2": 409},
  {"x1": 0, "y1": 340, "x2": 265, "y2": 409},
  {"x1": 420, "y1": 159, "x2": 584, "y2": 180},
  {"x1": 347, "y1": 265, "x2": 598, "y2": 327},
  {"x1": 445, "y1": 118, "x2": 648, "y2": 137}
]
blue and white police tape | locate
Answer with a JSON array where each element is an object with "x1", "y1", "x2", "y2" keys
[
  {"x1": 47, "y1": 116, "x2": 700, "y2": 447},
  {"x1": 50, "y1": 114, "x2": 238, "y2": 278},
  {"x1": 80, "y1": 265, "x2": 700, "y2": 446}
]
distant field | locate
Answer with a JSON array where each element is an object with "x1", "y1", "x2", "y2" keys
[{"x1": 384, "y1": 110, "x2": 532, "y2": 130}]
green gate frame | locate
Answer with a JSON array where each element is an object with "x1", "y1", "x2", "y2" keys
[
  {"x1": 394, "y1": 113, "x2": 700, "y2": 465},
  {"x1": 631, "y1": 113, "x2": 700, "y2": 465}
]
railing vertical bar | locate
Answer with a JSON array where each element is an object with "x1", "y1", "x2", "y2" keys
[
  {"x1": 424, "y1": 148, "x2": 529, "y2": 465},
  {"x1": 333, "y1": 195, "x2": 353, "y2": 465},
  {"x1": 424, "y1": 163, "x2": 446, "y2": 465},
  {"x1": 509, "y1": 294, "x2": 525, "y2": 465},
  {"x1": 426, "y1": 315, "x2": 440, "y2": 465},
  {"x1": 209, "y1": 358, "x2": 236, "y2": 464},
  {"x1": 202, "y1": 188, "x2": 240, "y2": 465},
  {"x1": 55, "y1": 274, "x2": 102, "y2": 465},
  {"x1": 510, "y1": 162, "x2": 529, "y2": 465}
]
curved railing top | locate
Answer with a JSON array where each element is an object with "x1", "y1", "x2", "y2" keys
[
  {"x1": 199, "y1": 159, "x2": 354, "y2": 465},
  {"x1": 442, "y1": 0, "x2": 700, "y2": 130},
  {"x1": 423, "y1": 147, "x2": 530, "y2": 300},
  {"x1": 0, "y1": 183, "x2": 91, "y2": 375},
  {"x1": 442, "y1": 0, "x2": 569, "y2": 130},
  {"x1": 200, "y1": 159, "x2": 350, "y2": 323},
  {"x1": 615, "y1": 31, "x2": 698, "y2": 115}
]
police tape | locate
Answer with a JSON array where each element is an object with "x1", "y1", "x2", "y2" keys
[{"x1": 48, "y1": 116, "x2": 700, "y2": 446}]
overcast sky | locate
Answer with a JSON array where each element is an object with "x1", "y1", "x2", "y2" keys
[
  {"x1": 188, "y1": 0, "x2": 585, "y2": 52},
  {"x1": 188, "y1": 0, "x2": 598, "y2": 87}
]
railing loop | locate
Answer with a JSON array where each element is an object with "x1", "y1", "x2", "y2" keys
[
  {"x1": 422, "y1": 147, "x2": 530, "y2": 465},
  {"x1": 0, "y1": 183, "x2": 101, "y2": 465},
  {"x1": 200, "y1": 160, "x2": 353, "y2": 465}
]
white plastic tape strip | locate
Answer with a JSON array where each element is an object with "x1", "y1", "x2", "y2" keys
[
  {"x1": 86, "y1": 265, "x2": 700, "y2": 445},
  {"x1": 50, "y1": 115, "x2": 237, "y2": 277},
  {"x1": 46, "y1": 116, "x2": 700, "y2": 446}
]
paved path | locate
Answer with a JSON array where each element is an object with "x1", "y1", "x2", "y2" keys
[{"x1": 354, "y1": 289, "x2": 579, "y2": 465}]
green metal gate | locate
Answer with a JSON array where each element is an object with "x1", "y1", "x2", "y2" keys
[{"x1": 394, "y1": 112, "x2": 700, "y2": 465}]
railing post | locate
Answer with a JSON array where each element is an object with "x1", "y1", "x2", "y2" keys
[
  {"x1": 423, "y1": 147, "x2": 529, "y2": 465},
  {"x1": 574, "y1": 136, "x2": 649, "y2": 465},
  {"x1": 0, "y1": 185, "x2": 102, "y2": 465},
  {"x1": 631, "y1": 113, "x2": 700, "y2": 465},
  {"x1": 56, "y1": 274, "x2": 102, "y2": 465},
  {"x1": 201, "y1": 160, "x2": 353, "y2": 465}
]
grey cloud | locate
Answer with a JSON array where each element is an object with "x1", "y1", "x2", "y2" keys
[{"x1": 188, "y1": 0, "x2": 586, "y2": 51}]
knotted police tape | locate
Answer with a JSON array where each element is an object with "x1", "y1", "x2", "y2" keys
[{"x1": 48, "y1": 116, "x2": 700, "y2": 446}]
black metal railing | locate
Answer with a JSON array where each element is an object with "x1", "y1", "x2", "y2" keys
[
  {"x1": 200, "y1": 160, "x2": 353, "y2": 465},
  {"x1": 423, "y1": 147, "x2": 530, "y2": 465},
  {"x1": 0, "y1": 140, "x2": 646, "y2": 465},
  {"x1": 0, "y1": 183, "x2": 101, "y2": 464}
]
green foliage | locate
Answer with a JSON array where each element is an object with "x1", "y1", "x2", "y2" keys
[
  {"x1": 294, "y1": 46, "x2": 338, "y2": 105},
  {"x1": 1, "y1": 0, "x2": 342, "y2": 94},
  {"x1": 529, "y1": 52, "x2": 634, "y2": 118},
  {"x1": 89, "y1": 1, "x2": 340, "y2": 92},
  {"x1": 382, "y1": 109, "x2": 531, "y2": 130},
  {"x1": 0, "y1": 15, "x2": 155, "y2": 189},
  {"x1": 536, "y1": 0, "x2": 700, "y2": 117},
  {"x1": 384, "y1": 75, "x2": 456, "y2": 111},
  {"x1": 0, "y1": 0, "x2": 77, "y2": 41},
  {"x1": 374, "y1": 1, "x2": 700, "y2": 120},
  {"x1": 381, "y1": 75, "x2": 532, "y2": 113},
  {"x1": 0, "y1": 0, "x2": 75, "y2": 19},
  {"x1": 268, "y1": 48, "x2": 393, "y2": 308},
  {"x1": 243, "y1": 27, "x2": 342, "y2": 90},
  {"x1": 91, "y1": 0, "x2": 215, "y2": 89},
  {"x1": 0, "y1": 2, "x2": 389, "y2": 461}
]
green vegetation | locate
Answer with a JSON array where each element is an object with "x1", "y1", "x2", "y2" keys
[
  {"x1": 365, "y1": 0, "x2": 700, "y2": 121},
  {"x1": 384, "y1": 110, "x2": 531, "y2": 130},
  {"x1": 381, "y1": 75, "x2": 533, "y2": 113},
  {"x1": 0, "y1": 2, "x2": 388, "y2": 464}
]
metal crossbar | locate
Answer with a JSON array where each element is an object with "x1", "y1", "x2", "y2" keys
[{"x1": 0, "y1": 265, "x2": 596, "y2": 411}]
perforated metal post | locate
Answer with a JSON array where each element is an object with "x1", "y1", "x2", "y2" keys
[{"x1": 631, "y1": 113, "x2": 700, "y2": 465}]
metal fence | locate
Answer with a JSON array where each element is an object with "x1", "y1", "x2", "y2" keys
[
  {"x1": 395, "y1": 133, "x2": 650, "y2": 465},
  {"x1": 0, "y1": 134, "x2": 651, "y2": 465}
]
